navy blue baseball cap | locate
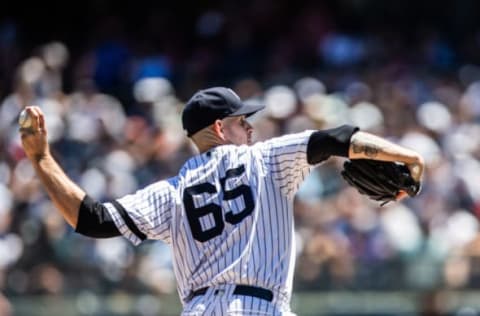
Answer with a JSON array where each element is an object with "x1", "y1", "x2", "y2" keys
[{"x1": 182, "y1": 87, "x2": 265, "y2": 137}]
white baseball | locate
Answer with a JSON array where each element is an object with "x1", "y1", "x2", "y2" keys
[{"x1": 18, "y1": 109, "x2": 33, "y2": 128}]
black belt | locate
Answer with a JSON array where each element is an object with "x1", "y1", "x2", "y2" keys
[{"x1": 187, "y1": 285, "x2": 273, "y2": 302}]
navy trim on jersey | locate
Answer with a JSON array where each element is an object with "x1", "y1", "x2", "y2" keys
[
  {"x1": 111, "y1": 200, "x2": 147, "y2": 241},
  {"x1": 75, "y1": 195, "x2": 121, "y2": 238}
]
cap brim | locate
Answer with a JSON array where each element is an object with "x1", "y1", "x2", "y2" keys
[{"x1": 230, "y1": 102, "x2": 265, "y2": 117}]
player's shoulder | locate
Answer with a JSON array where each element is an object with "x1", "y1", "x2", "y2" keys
[
  {"x1": 178, "y1": 145, "x2": 254, "y2": 173},
  {"x1": 251, "y1": 130, "x2": 316, "y2": 151},
  {"x1": 177, "y1": 148, "x2": 226, "y2": 174},
  {"x1": 216, "y1": 143, "x2": 253, "y2": 156}
]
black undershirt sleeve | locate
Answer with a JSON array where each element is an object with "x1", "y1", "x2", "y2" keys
[
  {"x1": 75, "y1": 195, "x2": 121, "y2": 238},
  {"x1": 306, "y1": 125, "x2": 359, "y2": 165}
]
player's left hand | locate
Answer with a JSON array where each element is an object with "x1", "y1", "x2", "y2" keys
[
  {"x1": 405, "y1": 157, "x2": 425, "y2": 183},
  {"x1": 341, "y1": 159, "x2": 422, "y2": 205}
]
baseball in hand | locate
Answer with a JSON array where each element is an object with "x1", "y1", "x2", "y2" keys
[{"x1": 18, "y1": 109, "x2": 33, "y2": 129}]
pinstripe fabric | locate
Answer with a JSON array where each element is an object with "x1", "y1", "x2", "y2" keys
[{"x1": 105, "y1": 130, "x2": 315, "y2": 315}]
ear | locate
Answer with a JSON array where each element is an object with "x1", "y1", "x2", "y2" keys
[{"x1": 213, "y1": 119, "x2": 226, "y2": 140}]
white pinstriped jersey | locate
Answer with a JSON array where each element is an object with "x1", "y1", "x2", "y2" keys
[{"x1": 105, "y1": 130, "x2": 315, "y2": 313}]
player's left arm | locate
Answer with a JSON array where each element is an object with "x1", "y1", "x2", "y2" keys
[
  {"x1": 347, "y1": 131, "x2": 424, "y2": 182},
  {"x1": 306, "y1": 126, "x2": 424, "y2": 182},
  {"x1": 257, "y1": 125, "x2": 359, "y2": 198}
]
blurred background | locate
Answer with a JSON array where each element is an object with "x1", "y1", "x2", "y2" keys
[{"x1": 3, "y1": 0, "x2": 480, "y2": 315}]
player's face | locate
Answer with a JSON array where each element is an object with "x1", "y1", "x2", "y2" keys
[{"x1": 220, "y1": 115, "x2": 253, "y2": 146}]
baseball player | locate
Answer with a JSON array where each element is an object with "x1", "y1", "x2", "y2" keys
[{"x1": 20, "y1": 87, "x2": 424, "y2": 315}]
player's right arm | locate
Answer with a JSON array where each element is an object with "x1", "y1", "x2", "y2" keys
[
  {"x1": 21, "y1": 106, "x2": 173, "y2": 243},
  {"x1": 20, "y1": 106, "x2": 85, "y2": 228},
  {"x1": 21, "y1": 106, "x2": 123, "y2": 238}
]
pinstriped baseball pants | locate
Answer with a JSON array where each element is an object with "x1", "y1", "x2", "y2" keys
[{"x1": 182, "y1": 284, "x2": 295, "y2": 316}]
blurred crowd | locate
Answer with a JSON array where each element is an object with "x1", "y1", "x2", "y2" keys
[{"x1": 3, "y1": 1, "x2": 480, "y2": 315}]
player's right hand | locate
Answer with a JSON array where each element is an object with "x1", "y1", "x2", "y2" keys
[{"x1": 19, "y1": 106, "x2": 50, "y2": 162}]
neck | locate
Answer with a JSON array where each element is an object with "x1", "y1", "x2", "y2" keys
[
  {"x1": 191, "y1": 129, "x2": 225, "y2": 153},
  {"x1": 197, "y1": 143, "x2": 218, "y2": 153}
]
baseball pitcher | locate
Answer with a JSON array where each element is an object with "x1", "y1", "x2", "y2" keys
[{"x1": 20, "y1": 87, "x2": 424, "y2": 315}]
